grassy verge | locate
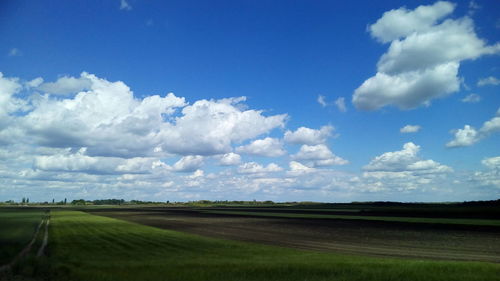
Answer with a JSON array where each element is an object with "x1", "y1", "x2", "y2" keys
[
  {"x1": 47, "y1": 210, "x2": 500, "y2": 281},
  {"x1": 201, "y1": 210, "x2": 500, "y2": 226}
]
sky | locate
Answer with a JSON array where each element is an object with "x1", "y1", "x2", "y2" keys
[{"x1": 0, "y1": 0, "x2": 499, "y2": 202}]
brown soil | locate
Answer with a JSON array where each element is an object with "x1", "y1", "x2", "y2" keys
[{"x1": 89, "y1": 208, "x2": 500, "y2": 263}]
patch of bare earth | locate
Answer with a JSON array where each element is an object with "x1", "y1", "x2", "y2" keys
[{"x1": 89, "y1": 208, "x2": 500, "y2": 263}]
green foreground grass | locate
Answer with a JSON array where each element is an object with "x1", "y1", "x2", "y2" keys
[
  {"x1": 0, "y1": 208, "x2": 45, "y2": 264},
  {"x1": 202, "y1": 210, "x2": 500, "y2": 226},
  {"x1": 47, "y1": 210, "x2": 500, "y2": 281}
]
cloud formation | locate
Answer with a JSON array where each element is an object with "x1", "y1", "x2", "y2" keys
[
  {"x1": 446, "y1": 108, "x2": 500, "y2": 147},
  {"x1": 236, "y1": 137, "x2": 286, "y2": 157},
  {"x1": 461, "y1": 94, "x2": 481, "y2": 103},
  {"x1": 353, "y1": 1, "x2": 500, "y2": 110},
  {"x1": 477, "y1": 76, "x2": 500, "y2": 87},
  {"x1": 362, "y1": 142, "x2": 452, "y2": 191},
  {"x1": 291, "y1": 144, "x2": 348, "y2": 167},
  {"x1": 284, "y1": 125, "x2": 333, "y2": 145},
  {"x1": 37, "y1": 75, "x2": 92, "y2": 95},
  {"x1": 400, "y1": 125, "x2": 421, "y2": 133}
]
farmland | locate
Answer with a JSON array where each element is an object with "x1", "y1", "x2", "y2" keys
[
  {"x1": 91, "y1": 203, "x2": 500, "y2": 262},
  {"x1": 0, "y1": 208, "x2": 45, "y2": 265},
  {"x1": 1, "y1": 202, "x2": 500, "y2": 280}
]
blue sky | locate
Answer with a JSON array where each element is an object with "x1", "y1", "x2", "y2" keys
[{"x1": 0, "y1": 0, "x2": 499, "y2": 202}]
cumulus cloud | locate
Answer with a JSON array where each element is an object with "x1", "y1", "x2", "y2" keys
[
  {"x1": 400, "y1": 125, "x2": 421, "y2": 133},
  {"x1": 218, "y1": 152, "x2": 241, "y2": 166},
  {"x1": 354, "y1": 1, "x2": 500, "y2": 110},
  {"x1": 287, "y1": 161, "x2": 315, "y2": 176},
  {"x1": 446, "y1": 108, "x2": 500, "y2": 147},
  {"x1": 284, "y1": 125, "x2": 333, "y2": 145},
  {"x1": 461, "y1": 93, "x2": 481, "y2": 103},
  {"x1": 477, "y1": 76, "x2": 500, "y2": 87},
  {"x1": 34, "y1": 148, "x2": 156, "y2": 174},
  {"x1": 26, "y1": 77, "x2": 44, "y2": 88},
  {"x1": 369, "y1": 1, "x2": 455, "y2": 43},
  {"x1": 0, "y1": 72, "x2": 22, "y2": 118},
  {"x1": 236, "y1": 137, "x2": 286, "y2": 157},
  {"x1": 6, "y1": 73, "x2": 287, "y2": 158},
  {"x1": 446, "y1": 125, "x2": 480, "y2": 147},
  {"x1": 171, "y1": 155, "x2": 204, "y2": 172},
  {"x1": 364, "y1": 142, "x2": 452, "y2": 174},
  {"x1": 37, "y1": 74, "x2": 92, "y2": 95},
  {"x1": 482, "y1": 156, "x2": 500, "y2": 170},
  {"x1": 362, "y1": 143, "x2": 452, "y2": 191},
  {"x1": 160, "y1": 98, "x2": 287, "y2": 156},
  {"x1": 470, "y1": 156, "x2": 500, "y2": 188},
  {"x1": 291, "y1": 144, "x2": 348, "y2": 167},
  {"x1": 237, "y1": 162, "x2": 283, "y2": 174}
]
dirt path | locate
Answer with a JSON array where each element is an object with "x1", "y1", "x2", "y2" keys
[
  {"x1": 37, "y1": 214, "x2": 50, "y2": 257},
  {"x1": 0, "y1": 212, "x2": 50, "y2": 273},
  {"x1": 91, "y1": 209, "x2": 500, "y2": 263}
]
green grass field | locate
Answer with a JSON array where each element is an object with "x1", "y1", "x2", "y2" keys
[
  {"x1": 46, "y1": 210, "x2": 500, "y2": 281},
  {"x1": 0, "y1": 208, "x2": 45, "y2": 264},
  {"x1": 200, "y1": 210, "x2": 500, "y2": 226}
]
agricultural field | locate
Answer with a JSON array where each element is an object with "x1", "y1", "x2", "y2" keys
[
  {"x1": 2, "y1": 203, "x2": 500, "y2": 280},
  {"x1": 90, "y1": 203, "x2": 500, "y2": 262},
  {"x1": 0, "y1": 208, "x2": 46, "y2": 265}
]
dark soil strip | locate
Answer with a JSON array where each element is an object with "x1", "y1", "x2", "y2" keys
[{"x1": 90, "y1": 209, "x2": 500, "y2": 263}]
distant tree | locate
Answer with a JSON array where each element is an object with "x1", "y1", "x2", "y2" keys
[
  {"x1": 22, "y1": 197, "x2": 25, "y2": 204},
  {"x1": 52, "y1": 199, "x2": 55, "y2": 204},
  {"x1": 26, "y1": 198, "x2": 29, "y2": 204},
  {"x1": 64, "y1": 198, "x2": 67, "y2": 205},
  {"x1": 71, "y1": 199, "x2": 86, "y2": 205}
]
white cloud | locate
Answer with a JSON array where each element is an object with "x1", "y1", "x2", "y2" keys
[
  {"x1": 291, "y1": 144, "x2": 348, "y2": 167},
  {"x1": 284, "y1": 125, "x2": 333, "y2": 145},
  {"x1": 364, "y1": 142, "x2": 420, "y2": 171},
  {"x1": 364, "y1": 142, "x2": 452, "y2": 174},
  {"x1": 354, "y1": 2, "x2": 500, "y2": 110},
  {"x1": 400, "y1": 125, "x2": 421, "y2": 133},
  {"x1": 236, "y1": 137, "x2": 286, "y2": 157},
  {"x1": 334, "y1": 97, "x2": 347, "y2": 112},
  {"x1": 171, "y1": 156, "x2": 204, "y2": 172},
  {"x1": 287, "y1": 161, "x2": 315, "y2": 176},
  {"x1": 159, "y1": 98, "x2": 287, "y2": 156},
  {"x1": 461, "y1": 93, "x2": 481, "y2": 103},
  {"x1": 317, "y1": 95, "x2": 347, "y2": 112},
  {"x1": 477, "y1": 76, "x2": 500, "y2": 87},
  {"x1": 446, "y1": 125, "x2": 480, "y2": 147},
  {"x1": 362, "y1": 143, "x2": 452, "y2": 191},
  {"x1": 446, "y1": 108, "x2": 500, "y2": 147},
  {"x1": 120, "y1": 0, "x2": 132, "y2": 10},
  {"x1": 471, "y1": 156, "x2": 500, "y2": 188},
  {"x1": 317, "y1": 95, "x2": 327, "y2": 107},
  {"x1": 8, "y1": 48, "x2": 21, "y2": 57},
  {"x1": 237, "y1": 162, "x2": 283, "y2": 174},
  {"x1": 10, "y1": 73, "x2": 286, "y2": 158},
  {"x1": 37, "y1": 74, "x2": 92, "y2": 95},
  {"x1": 26, "y1": 77, "x2": 44, "y2": 88},
  {"x1": 354, "y1": 62, "x2": 460, "y2": 110},
  {"x1": 34, "y1": 148, "x2": 156, "y2": 174},
  {"x1": 218, "y1": 152, "x2": 241, "y2": 166},
  {"x1": 369, "y1": 1, "x2": 455, "y2": 43},
  {"x1": 0, "y1": 73, "x2": 24, "y2": 130},
  {"x1": 481, "y1": 156, "x2": 500, "y2": 170}
]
